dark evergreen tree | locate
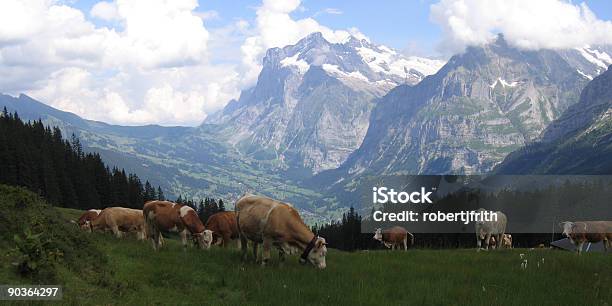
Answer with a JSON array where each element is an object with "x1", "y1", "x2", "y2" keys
[
  {"x1": 0, "y1": 111, "x2": 165, "y2": 210},
  {"x1": 157, "y1": 186, "x2": 165, "y2": 201}
]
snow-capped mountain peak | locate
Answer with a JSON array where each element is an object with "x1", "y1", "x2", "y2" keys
[{"x1": 268, "y1": 32, "x2": 445, "y2": 86}]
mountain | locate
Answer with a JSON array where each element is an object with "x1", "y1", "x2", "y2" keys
[
  {"x1": 320, "y1": 35, "x2": 600, "y2": 188},
  {"x1": 494, "y1": 64, "x2": 612, "y2": 174},
  {"x1": 207, "y1": 32, "x2": 445, "y2": 174},
  {"x1": 0, "y1": 94, "x2": 327, "y2": 222}
]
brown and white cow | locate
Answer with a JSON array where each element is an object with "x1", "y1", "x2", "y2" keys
[
  {"x1": 205, "y1": 211, "x2": 240, "y2": 248},
  {"x1": 560, "y1": 221, "x2": 612, "y2": 254},
  {"x1": 502, "y1": 234, "x2": 513, "y2": 249},
  {"x1": 373, "y1": 226, "x2": 414, "y2": 251},
  {"x1": 488, "y1": 234, "x2": 512, "y2": 249},
  {"x1": 78, "y1": 209, "x2": 101, "y2": 231},
  {"x1": 235, "y1": 194, "x2": 327, "y2": 269},
  {"x1": 90, "y1": 207, "x2": 145, "y2": 240},
  {"x1": 143, "y1": 200, "x2": 213, "y2": 251}
]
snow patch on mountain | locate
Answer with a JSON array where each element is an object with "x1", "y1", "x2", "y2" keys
[
  {"x1": 576, "y1": 69, "x2": 593, "y2": 80},
  {"x1": 281, "y1": 53, "x2": 310, "y2": 74},
  {"x1": 356, "y1": 45, "x2": 444, "y2": 80},
  {"x1": 490, "y1": 78, "x2": 519, "y2": 88},
  {"x1": 322, "y1": 64, "x2": 369, "y2": 82},
  {"x1": 576, "y1": 47, "x2": 612, "y2": 69}
]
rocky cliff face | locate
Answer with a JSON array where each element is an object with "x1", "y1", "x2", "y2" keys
[
  {"x1": 206, "y1": 32, "x2": 445, "y2": 174},
  {"x1": 495, "y1": 64, "x2": 612, "y2": 174},
  {"x1": 334, "y1": 35, "x2": 591, "y2": 179}
]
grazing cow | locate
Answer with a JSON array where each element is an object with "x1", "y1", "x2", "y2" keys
[
  {"x1": 143, "y1": 201, "x2": 213, "y2": 251},
  {"x1": 205, "y1": 211, "x2": 240, "y2": 248},
  {"x1": 488, "y1": 235, "x2": 497, "y2": 249},
  {"x1": 235, "y1": 194, "x2": 327, "y2": 269},
  {"x1": 474, "y1": 208, "x2": 507, "y2": 250},
  {"x1": 502, "y1": 234, "x2": 513, "y2": 249},
  {"x1": 373, "y1": 226, "x2": 414, "y2": 251},
  {"x1": 78, "y1": 209, "x2": 101, "y2": 231},
  {"x1": 560, "y1": 221, "x2": 612, "y2": 254},
  {"x1": 90, "y1": 207, "x2": 145, "y2": 240}
]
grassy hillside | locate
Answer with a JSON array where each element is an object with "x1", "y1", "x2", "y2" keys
[{"x1": 1, "y1": 185, "x2": 610, "y2": 305}]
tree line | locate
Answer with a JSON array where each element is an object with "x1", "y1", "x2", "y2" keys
[
  {"x1": 0, "y1": 109, "x2": 165, "y2": 210},
  {"x1": 176, "y1": 196, "x2": 226, "y2": 225}
]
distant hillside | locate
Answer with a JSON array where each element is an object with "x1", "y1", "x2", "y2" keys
[
  {"x1": 0, "y1": 109, "x2": 164, "y2": 209},
  {"x1": 495, "y1": 64, "x2": 612, "y2": 174}
]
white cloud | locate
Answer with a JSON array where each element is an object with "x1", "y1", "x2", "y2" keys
[
  {"x1": 239, "y1": 0, "x2": 365, "y2": 85},
  {"x1": 314, "y1": 8, "x2": 343, "y2": 17},
  {"x1": 0, "y1": 0, "x2": 47, "y2": 45},
  {"x1": 0, "y1": 0, "x2": 243, "y2": 126},
  {"x1": 90, "y1": 1, "x2": 119, "y2": 21},
  {"x1": 195, "y1": 10, "x2": 220, "y2": 21},
  {"x1": 431, "y1": 0, "x2": 612, "y2": 53}
]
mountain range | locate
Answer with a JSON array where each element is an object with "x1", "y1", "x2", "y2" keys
[{"x1": 2, "y1": 33, "x2": 611, "y2": 221}]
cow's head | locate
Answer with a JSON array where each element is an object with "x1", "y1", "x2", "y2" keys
[
  {"x1": 478, "y1": 228, "x2": 486, "y2": 240},
  {"x1": 304, "y1": 237, "x2": 327, "y2": 269},
  {"x1": 373, "y1": 228, "x2": 382, "y2": 241},
  {"x1": 78, "y1": 220, "x2": 93, "y2": 232},
  {"x1": 194, "y1": 230, "x2": 214, "y2": 249},
  {"x1": 560, "y1": 221, "x2": 575, "y2": 237}
]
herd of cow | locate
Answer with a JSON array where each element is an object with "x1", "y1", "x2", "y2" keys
[
  {"x1": 77, "y1": 194, "x2": 328, "y2": 269},
  {"x1": 77, "y1": 195, "x2": 611, "y2": 270}
]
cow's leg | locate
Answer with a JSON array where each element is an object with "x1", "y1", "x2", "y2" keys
[
  {"x1": 180, "y1": 229, "x2": 188, "y2": 251},
  {"x1": 497, "y1": 234, "x2": 503, "y2": 250},
  {"x1": 476, "y1": 235, "x2": 482, "y2": 250},
  {"x1": 240, "y1": 235, "x2": 248, "y2": 261},
  {"x1": 151, "y1": 229, "x2": 160, "y2": 251},
  {"x1": 278, "y1": 243, "x2": 287, "y2": 263},
  {"x1": 404, "y1": 237, "x2": 408, "y2": 251},
  {"x1": 111, "y1": 225, "x2": 122, "y2": 238},
  {"x1": 252, "y1": 242, "x2": 259, "y2": 263},
  {"x1": 484, "y1": 233, "x2": 491, "y2": 250},
  {"x1": 261, "y1": 238, "x2": 272, "y2": 266},
  {"x1": 222, "y1": 233, "x2": 232, "y2": 248},
  {"x1": 576, "y1": 241, "x2": 585, "y2": 254}
]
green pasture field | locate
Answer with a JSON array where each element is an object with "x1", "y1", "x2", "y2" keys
[{"x1": 0, "y1": 185, "x2": 610, "y2": 305}]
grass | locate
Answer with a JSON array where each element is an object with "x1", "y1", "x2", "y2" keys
[{"x1": 1, "y1": 185, "x2": 611, "y2": 305}]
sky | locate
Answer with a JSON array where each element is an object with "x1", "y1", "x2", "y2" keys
[{"x1": 1, "y1": 0, "x2": 612, "y2": 126}]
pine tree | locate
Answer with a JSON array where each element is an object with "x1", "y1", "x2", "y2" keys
[
  {"x1": 157, "y1": 186, "x2": 165, "y2": 201},
  {"x1": 144, "y1": 181, "x2": 156, "y2": 202},
  {"x1": 218, "y1": 199, "x2": 225, "y2": 212}
]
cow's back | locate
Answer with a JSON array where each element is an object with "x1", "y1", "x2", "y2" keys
[
  {"x1": 237, "y1": 195, "x2": 300, "y2": 242},
  {"x1": 144, "y1": 201, "x2": 181, "y2": 230},
  {"x1": 206, "y1": 211, "x2": 238, "y2": 239},
  {"x1": 383, "y1": 226, "x2": 407, "y2": 243},
  {"x1": 236, "y1": 195, "x2": 275, "y2": 242},
  {"x1": 476, "y1": 209, "x2": 507, "y2": 235},
  {"x1": 101, "y1": 207, "x2": 144, "y2": 230}
]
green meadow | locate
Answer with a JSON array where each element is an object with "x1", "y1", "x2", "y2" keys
[{"x1": 1, "y1": 185, "x2": 610, "y2": 305}]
